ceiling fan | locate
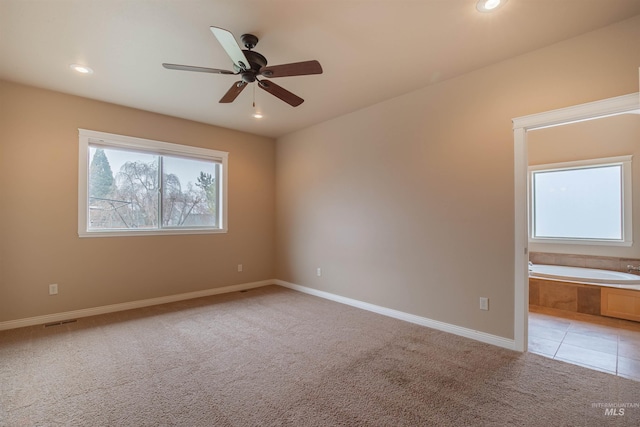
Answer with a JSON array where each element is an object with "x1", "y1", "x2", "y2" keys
[{"x1": 162, "y1": 26, "x2": 323, "y2": 107}]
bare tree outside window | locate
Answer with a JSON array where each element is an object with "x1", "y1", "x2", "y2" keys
[{"x1": 88, "y1": 147, "x2": 219, "y2": 231}]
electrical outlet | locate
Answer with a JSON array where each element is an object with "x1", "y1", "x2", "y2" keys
[
  {"x1": 479, "y1": 297, "x2": 489, "y2": 311},
  {"x1": 237, "y1": 264, "x2": 243, "y2": 272},
  {"x1": 49, "y1": 284, "x2": 58, "y2": 295},
  {"x1": 317, "y1": 267, "x2": 322, "y2": 277}
]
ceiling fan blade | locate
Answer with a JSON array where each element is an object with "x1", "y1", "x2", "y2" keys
[
  {"x1": 260, "y1": 60, "x2": 323, "y2": 78},
  {"x1": 162, "y1": 63, "x2": 235, "y2": 75},
  {"x1": 219, "y1": 81, "x2": 247, "y2": 103},
  {"x1": 210, "y1": 26, "x2": 250, "y2": 72},
  {"x1": 258, "y1": 80, "x2": 304, "y2": 107}
]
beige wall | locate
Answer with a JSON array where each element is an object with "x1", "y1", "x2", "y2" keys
[
  {"x1": 275, "y1": 15, "x2": 640, "y2": 339},
  {"x1": 1, "y1": 16, "x2": 639, "y2": 338},
  {"x1": 0, "y1": 81, "x2": 276, "y2": 322},
  {"x1": 529, "y1": 114, "x2": 640, "y2": 258}
]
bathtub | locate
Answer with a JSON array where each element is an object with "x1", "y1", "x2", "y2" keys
[
  {"x1": 529, "y1": 264, "x2": 640, "y2": 288},
  {"x1": 529, "y1": 264, "x2": 640, "y2": 321}
]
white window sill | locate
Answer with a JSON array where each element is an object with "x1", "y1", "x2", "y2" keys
[
  {"x1": 79, "y1": 228, "x2": 228, "y2": 238},
  {"x1": 529, "y1": 237, "x2": 632, "y2": 247}
]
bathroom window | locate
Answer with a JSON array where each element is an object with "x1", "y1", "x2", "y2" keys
[
  {"x1": 78, "y1": 129, "x2": 228, "y2": 237},
  {"x1": 529, "y1": 156, "x2": 632, "y2": 246}
]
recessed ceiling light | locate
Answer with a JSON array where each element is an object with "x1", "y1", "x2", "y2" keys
[
  {"x1": 476, "y1": 0, "x2": 507, "y2": 13},
  {"x1": 252, "y1": 113, "x2": 263, "y2": 119},
  {"x1": 69, "y1": 64, "x2": 93, "y2": 74}
]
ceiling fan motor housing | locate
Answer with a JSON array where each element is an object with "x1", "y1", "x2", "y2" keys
[{"x1": 239, "y1": 48, "x2": 267, "y2": 83}]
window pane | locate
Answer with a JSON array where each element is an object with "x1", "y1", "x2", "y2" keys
[
  {"x1": 533, "y1": 165, "x2": 622, "y2": 240},
  {"x1": 162, "y1": 156, "x2": 219, "y2": 228},
  {"x1": 89, "y1": 147, "x2": 159, "y2": 230}
]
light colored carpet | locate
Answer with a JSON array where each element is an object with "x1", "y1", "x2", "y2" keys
[{"x1": 1, "y1": 285, "x2": 639, "y2": 426}]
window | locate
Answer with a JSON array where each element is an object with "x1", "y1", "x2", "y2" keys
[
  {"x1": 79, "y1": 129, "x2": 228, "y2": 237},
  {"x1": 529, "y1": 156, "x2": 632, "y2": 246}
]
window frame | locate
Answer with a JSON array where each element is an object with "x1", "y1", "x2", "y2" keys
[
  {"x1": 78, "y1": 129, "x2": 228, "y2": 237},
  {"x1": 528, "y1": 155, "x2": 632, "y2": 246}
]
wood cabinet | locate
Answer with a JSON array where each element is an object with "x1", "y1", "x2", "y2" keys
[{"x1": 601, "y1": 288, "x2": 640, "y2": 322}]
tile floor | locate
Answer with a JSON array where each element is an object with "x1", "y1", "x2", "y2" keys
[{"x1": 528, "y1": 306, "x2": 640, "y2": 381}]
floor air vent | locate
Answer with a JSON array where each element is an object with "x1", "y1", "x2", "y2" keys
[{"x1": 44, "y1": 319, "x2": 77, "y2": 328}]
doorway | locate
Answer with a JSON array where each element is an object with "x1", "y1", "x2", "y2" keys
[{"x1": 512, "y1": 92, "x2": 640, "y2": 353}]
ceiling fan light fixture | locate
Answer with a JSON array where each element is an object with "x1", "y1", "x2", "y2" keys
[
  {"x1": 476, "y1": 0, "x2": 506, "y2": 13},
  {"x1": 69, "y1": 64, "x2": 93, "y2": 74},
  {"x1": 252, "y1": 113, "x2": 263, "y2": 119}
]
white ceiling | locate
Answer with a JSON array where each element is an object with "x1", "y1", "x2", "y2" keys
[{"x1": 1, "y1": 0, "x2": 639, "y2": 138}]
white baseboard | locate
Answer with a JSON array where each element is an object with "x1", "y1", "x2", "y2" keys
[
  {"x1": 275, "y1": 280, "x2": 517, "y2": 351},
  {"x1": 0, "y1": 280, "x2": 272, "y2": 331},
  {"x1": 1, "y1": 279, "x2": 517, "y2": 351}
]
